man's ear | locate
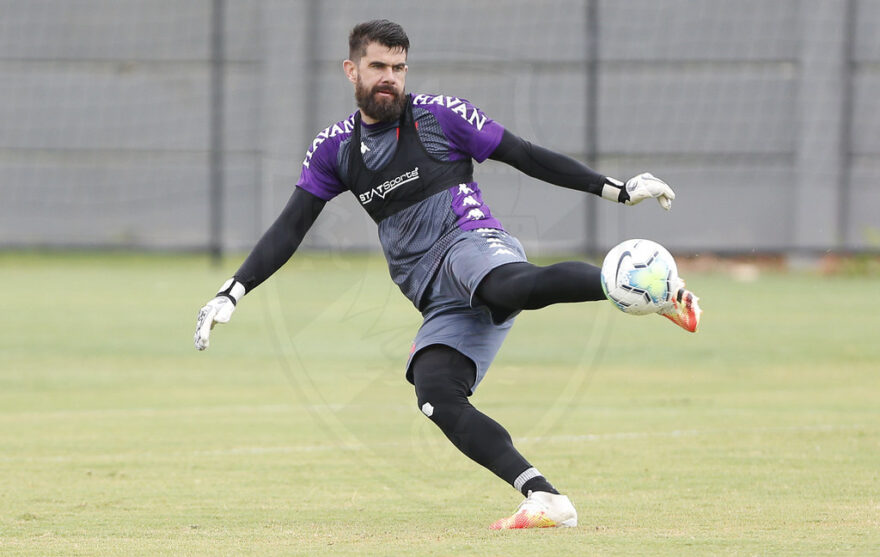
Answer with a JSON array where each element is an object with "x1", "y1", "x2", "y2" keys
[{"x1": 343, "y1": 59, "x2": 357, "y2": 84}]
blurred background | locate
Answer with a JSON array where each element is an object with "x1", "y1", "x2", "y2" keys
[
  {"x1": 1, "y1": 0, "x2": 878, "y2": 260},
  {"x1": 4, "y1": 5, "x2": 880, "y2": 553}
]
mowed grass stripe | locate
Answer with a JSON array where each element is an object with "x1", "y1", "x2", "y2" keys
[{"x1": 1, "y1": 252, "x2": 878, "y2": 556}]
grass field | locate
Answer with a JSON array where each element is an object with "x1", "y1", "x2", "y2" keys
[{"x1": 1, "y1": 251, "x2": 878, "y2": 556}]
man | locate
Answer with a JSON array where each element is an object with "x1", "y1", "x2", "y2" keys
[{"x1": 194, "y1": 19, "x2": 700, "y2": 530}]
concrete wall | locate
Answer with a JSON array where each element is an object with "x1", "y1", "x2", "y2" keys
[{"x1": 1, "y1": 0, "x2": 877, "y2": 254}]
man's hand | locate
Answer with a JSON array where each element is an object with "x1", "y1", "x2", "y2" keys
[
  {"x1": 194, "y1": 278, "x2": 245, "y2": 351},
  {"x1": 623, "y1": 172, "x2": 676, "y2": 210}
]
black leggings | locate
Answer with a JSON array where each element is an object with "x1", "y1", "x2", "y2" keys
[
  {"x1": 411, "y1": 345, "x2": 532, "y2": 486},
  {"x1": 476, "y1": 261, "x2": 606, "y2": 323}
]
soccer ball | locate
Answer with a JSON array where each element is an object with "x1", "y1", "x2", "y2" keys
[{"x1": 600, "y1": 239, "x2": 678, "y2": 315}]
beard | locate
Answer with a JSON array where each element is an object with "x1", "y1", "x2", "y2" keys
[{"x1": 355, "y1": 78, "x2": 407, "y2": 123}]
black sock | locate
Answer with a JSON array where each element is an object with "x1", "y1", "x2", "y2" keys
[{"x1": 521, "y1": 475, "x2": 559, "y2": 496}]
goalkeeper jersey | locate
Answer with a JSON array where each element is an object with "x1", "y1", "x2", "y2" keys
[{"x1": 296, "y1": 93, "x2": 507, "y2": 309}]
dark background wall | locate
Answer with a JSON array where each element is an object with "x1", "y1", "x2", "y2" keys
[{"x1": 2, "y1": 0, "x2": 877, "y2": 255}]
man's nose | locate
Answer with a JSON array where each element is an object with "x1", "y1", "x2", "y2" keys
[{"x1": 379, "y1": 67, "x2": 396, "y2": 82}]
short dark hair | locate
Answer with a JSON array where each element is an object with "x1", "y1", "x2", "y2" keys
[{"x1": 348, "y1": 19, "x2": 410, "y2": 62}]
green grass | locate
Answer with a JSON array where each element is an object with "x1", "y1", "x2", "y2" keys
[{"x1": 1, "y1": 252, "x2": 878, "y2": 556}]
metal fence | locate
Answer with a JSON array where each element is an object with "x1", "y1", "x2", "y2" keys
[{"x1": 1, "y1": 0, "x2": 878, "y2": 256}]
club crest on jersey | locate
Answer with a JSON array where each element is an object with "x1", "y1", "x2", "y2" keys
[{"x1": 359, "y1": 167, "x2": 420, "y2": 205}]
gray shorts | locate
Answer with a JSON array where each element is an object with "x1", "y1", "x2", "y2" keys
[{"x1": 405, "y1": 228, "x2": 528, "y2": 392}]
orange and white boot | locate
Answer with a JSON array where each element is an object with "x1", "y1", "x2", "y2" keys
[
  {"x1": 659, "y1": 280, "x2": 702, "y2": 333},
  {"x1": 489, "y1": 491, "x2": 577, "y2": 530}
]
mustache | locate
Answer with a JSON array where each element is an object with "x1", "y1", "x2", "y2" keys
[
  {"x1": 372, "y1": 85, "x2": 398, "y2": 95},
  {"x1": 355, "y1": 79, "x2": 406, "y2": 122}
]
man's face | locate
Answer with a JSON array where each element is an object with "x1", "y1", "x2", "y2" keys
[{"x1": 344, "y1": 42, "x2": 408, "y2": 124}]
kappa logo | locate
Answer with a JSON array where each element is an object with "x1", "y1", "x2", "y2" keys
[
  {"x1": 358, "y1": 167, "x2": 420, "y2": 205},
  {"x1": 487, "y1": 237, "x2": 515, "y2": 257}
]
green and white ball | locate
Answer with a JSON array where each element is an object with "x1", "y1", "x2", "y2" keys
[{"x1": 600, "y1": 238, "x2": 678, "y2": 315}]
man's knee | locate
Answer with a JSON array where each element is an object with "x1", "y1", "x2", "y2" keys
[{"x1": 411, "y1": 345, "x2": 475, "y2": 426}]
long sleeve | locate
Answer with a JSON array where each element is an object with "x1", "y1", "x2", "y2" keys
[
  {"x1": 488, "y1": 129, "x2": 609, "y2": 196},
  {"x1": 233, "y1": 187, "x2": 326, "y2": 293}
]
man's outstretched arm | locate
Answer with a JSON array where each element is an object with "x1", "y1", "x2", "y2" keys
[
  {"x1": 488, "y1": 129, "x2": 675, "y2": 209},
  {"x1": 233, "y1": 187, "x2": 326, "y2": 292},
  {"x1": 194, "y1": 187, "x2": 326, "y2": 350}
]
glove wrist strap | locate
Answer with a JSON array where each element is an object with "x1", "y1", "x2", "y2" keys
[
  {"x1": 600, "y1": 177, "x2": 629, "y2": 204},
  {"x1": 216, "y1": 278, "x2": 245, "y2": 305}
]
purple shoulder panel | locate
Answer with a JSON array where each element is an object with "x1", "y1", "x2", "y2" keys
[
  {"x1": 411, "y1": 94, "x2": 504, "y2": 163},
  {"x1": 295, "y1": 112, "x2": 358, "y2": 200}
]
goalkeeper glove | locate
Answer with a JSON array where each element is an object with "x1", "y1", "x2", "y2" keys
[
  {"x1": 601, "y1": 173, "x2": 675, "y2": 211},
  {"x1": 194, "y1": 278, "x2": 245, "y2": 351}
]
